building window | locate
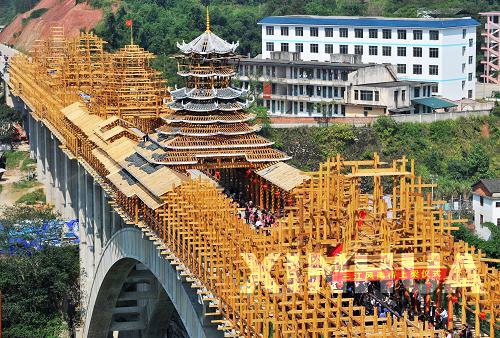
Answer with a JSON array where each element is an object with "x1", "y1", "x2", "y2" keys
[
  {"x1": 310, "y1": 27, "x2": 319, "y2": 37},
  {"x1": 413, "y1": 47, "x2": 422, "y2": 57},
  {"x1": 355, "y1": 28, "x2": 364, "y2": 38},
  {"x1": 369, "y1": 29, "x2": 378, "y2": 38},
  {"x1": 413, "y1": 30, "x2": 422, "y2": 40},
  {"x1": 468, "y1": 73, "x2": 473, "y2": 81},
  {"x1": 480, "y1": 214, "x2": 484, "y2": 224},
  {"x1": 340, "y1": 45, "x2": 348, "y2": 54},
  {"x1": 429, "y1": 65, "x2": 439, "y2": 75},
  {"x1": 382, "y1": 29, "x2": 392, "y2": 39},
  {"x1": 266, "y1": 42, "x2": 274, "y2": 52},
  {"x1": 402, "y1": 90, "x2": 406, "y2": 101},
  {"x1": 496, "y1": 202, "x2": 500, "y2": 208},
  {"x1": 325, "y1": 44, "x2": 334, "y2": 54},
  {"x1": 354, "y1": 90, "x2": 359, "y2": 100},
  {"x1": 382, "y1": 46, "x2": 392, "y2": 56},
  {"x1": 397, "y1": 47, "x2": 406, "y2": 57},
  {"x1": 325, "y1": 27, "x2": 333, "y2": 37},
  {"x1": 462, "y1": 46, "x2": 466, "y2": 56},
  {"x1": 281, "y1": 27, "x2": 289, "y2": 36},
  {"x1": 281, "y1": 43, "x2": 289, "y2": 52},
  {"x1": 397, "y1": 64, "x2": 406, "y2": 74},
  {"x1": 295, "y1": 43, "x2": 303, "y2": 53},
  {"x1": 369, "y1": 46, "x2": 378, "y2": 55},
  {"x1": 310, "y1": 44, "x2": 319, "y2": 53},
  {"x1": 339, "y1": 28, "x2": 348, "y2": 38},
  {"x1": 375, "y1": 91, "x2": 380, "y2": 101},
  {"x1": 480, "y1": 196, "x2": 484, "y2": 206},
  {"x1": 497, "y1": 218, "x2": 500, "y2": 226},
  {"x1": 462, "y1": 63, "x2": 466, "y2": 73},
  {"x1": 429, "y1": 30, "x2": 439, "y2": 40},
  {"x1": 360, "y1": 90, "x2": 374, "y2": 101},
  {"x1": 295, "y1": 27, "x2": 303, "y2": 36},
  {"x1": 462, "y1": 28, "x2": 467, "y2": 38},
  {"x1": 414, "y1": 87, "x2": 421, "y2": 98},
  {"x1": 462, "y1": 80, "x2": 466, "y2": 90},
  {"x1": 469, "y1": 38, "x2": 473, "y2": 47},
  {"x1": 413, "y1": 64, "x2": 422, "y2": 75},
  {"x1": 354, "y1": 45, "x2": 363, "y2": 55},
  {"x1": 429, "y1": 48, "x2": 439, "y2": 58},
  {"x1": 468, "y1": 90, "x2": 473, "y2": 98},
  {"x1": 266, "y1": 26, "x2": 274, "y2": 35},
  {"x1": 397, "y1": 29, "x2": 407, "y2": 39},
  {"x1": 432, "y1": 85, "x2": 438, "y2": 93},
  {"x1": 469, "y1": 55, "x2": 473, "y2": 64}
]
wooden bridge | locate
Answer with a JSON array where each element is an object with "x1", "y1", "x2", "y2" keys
[{"x1": 2, "y1": 25, "x2": 499, "y2": 338}]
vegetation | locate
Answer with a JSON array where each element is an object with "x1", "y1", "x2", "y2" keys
[
  {"x1": 454, "y1": 222, "x2": 499, "y2": 262},
  {"x1": 15, "y1": 188, "x2": 46, "y2": 204},
  {"x1": 0, "y1": 0, "x2": 40, "y2": 25},
  {"x1": 12, "y1": 179, "x2": 41, "y2": 190},
  {"x1": 0, "y1": 246, "x2": 79, "y2": 338},
  {"x1": 21, "y1": 8, "x2": 49, "y2": 25},
  {"x1": 3, "y1": 150, "x2": 28, "y2": 169},
  {"x1": 0, "y1": 104, "x2": 22, "y2": 147},
  {"x1": 265, "y1": 115, "x2": 499, "y2": 199}
]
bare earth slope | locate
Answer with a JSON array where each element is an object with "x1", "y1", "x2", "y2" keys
[{"x1": 0, "y1": 0, "x2": 103, "y2": 51}]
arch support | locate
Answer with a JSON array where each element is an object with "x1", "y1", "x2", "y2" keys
[{"x1": 84, "y1": 227, "x2": 222, "y2": 338}]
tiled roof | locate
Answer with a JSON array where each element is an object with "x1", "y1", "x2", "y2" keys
[{"x1": 177, "y1": 31, "x2": 239, "y2": 54}]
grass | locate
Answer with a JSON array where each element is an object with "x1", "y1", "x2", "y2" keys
[
  {"x1": 15, "y1": 188, "x2": 45, "y2": 205},
  {"x1": 20, "y1": 157, "x2": 36, "y2": 172},
  {"x1": 13, "y1": 179, "x2": 41, "y2": 190},
  {"x1": 4, "y1": 150, "x2": 29, "y2": 169}
]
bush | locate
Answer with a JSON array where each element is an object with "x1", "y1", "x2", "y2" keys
[{"x1": 15, "y1": 188, "x2": 45, "y2": 205}]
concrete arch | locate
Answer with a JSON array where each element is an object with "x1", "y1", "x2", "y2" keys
[{"x1": 84, "y1": 227, "x2": 221, "y2": 338}]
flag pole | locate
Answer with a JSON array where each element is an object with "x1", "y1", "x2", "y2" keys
[{"x1": 131, "y1": 22, "x2": 133, "y2": 45}]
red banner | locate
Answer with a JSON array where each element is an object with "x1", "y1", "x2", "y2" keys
[
  {"x1": 263, "y1": 82, "x2": 271, "y2": 99},
  {"x1": 329, "y1": 268, "x2": 449, "y2": 282}
]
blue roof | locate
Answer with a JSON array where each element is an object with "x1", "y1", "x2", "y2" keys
[
  {"x1": 258, "y1": 16, "x2": 479, "y2": 29},
  {"x1": 412, "y1": 97, "x2": 457, "y2": 109}
]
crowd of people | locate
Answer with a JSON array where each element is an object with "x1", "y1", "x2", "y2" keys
[
  {"x1": 243, "y1": 201, "x2": 277, "y2": 233},
  {"x1": 339, "y1": 280, "x2": 473, "y2": 337}
]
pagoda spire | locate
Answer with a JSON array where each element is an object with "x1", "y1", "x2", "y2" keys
[{"x1": 205, "y1": 6, "x2": 211, "y2": 32}]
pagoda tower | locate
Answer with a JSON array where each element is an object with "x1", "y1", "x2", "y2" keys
[{"x1": 138, "y1": 8, "x2": 290, "y2": 169}]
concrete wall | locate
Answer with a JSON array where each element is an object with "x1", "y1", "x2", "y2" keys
[{"x1": 472, "y1": 193, "x2": 500, "y2": 240}]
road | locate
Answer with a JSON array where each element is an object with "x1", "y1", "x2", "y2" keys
[{"x1": 0, "y1": 43, "x2": 18, "y2": 81}]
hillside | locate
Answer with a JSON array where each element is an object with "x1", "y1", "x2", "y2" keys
[
  {"x1": 0, "y1": 0, "x2": 104, "y2": 52},
  {"x1": 265, "y1": 114, "x2": 500, "y2": 199}
]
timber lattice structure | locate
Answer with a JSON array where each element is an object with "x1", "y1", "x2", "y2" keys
[{"x1": 6, "y1": 25, "x2": 500, "y2": 338}]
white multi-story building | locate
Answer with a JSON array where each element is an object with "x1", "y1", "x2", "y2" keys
[
  {"x1": 472, "y1": 179, "x2": 500, "y2": 240},
  {"x1": 259, "y1": 16, "x2": 479, "y2": 100}
]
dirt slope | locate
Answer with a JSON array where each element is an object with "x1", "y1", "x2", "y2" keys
[{"x1": 0, "y1": 0, "x2": 104, "y2": 52}]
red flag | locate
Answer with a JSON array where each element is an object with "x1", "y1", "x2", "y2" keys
[
  {"x1": 327, "y1": 243, "x2": 343, "y2": 257},
  {"x1": 126, "y1": 19, "x2": 133, "y2": 27}
]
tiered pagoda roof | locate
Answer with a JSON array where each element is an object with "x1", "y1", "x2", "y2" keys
[{"x1": 135, "y1": 10, "x2": 289, "y2": 169}]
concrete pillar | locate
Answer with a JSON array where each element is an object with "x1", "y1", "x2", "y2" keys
[
  {"x1": 85, "y1": 172, "x2": 95, "y2": 278},
  {"x1": 93, "y1": 183, "x2": 102, "y2": 258},
  {"x1": 35, "y1": 120, "x2": 44, "y2": 182},
  {"x1": 64, "y1": 156, "x2": 77, "y2": 220},
  {"x1": 43, "y1": 124, "x2": 54, "y2": 204},
  {"x1": 77, "y1": 163, "x2": 89, "y2": 304},
  {"x1": 102, "y1": 191, "x2": 111, "y2": 247},
  {"x1": 53, "y1": 139, "x2": 63, "y2": 214}
]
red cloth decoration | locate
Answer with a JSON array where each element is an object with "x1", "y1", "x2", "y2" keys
[
  {"x1": 274, "y1": 191, "x2": 280, "y2": 197},
  {"x1": 126, "y1": 19, "x2": 133, "y2": 27},
  {"x1": 451, "y1": 296, "x2": 458, "y2": 303},
  {"x1": 357, "y1": 210, "x2": 367, "y2": 228},
  {"x1": 479, "y1": 311, "x2": 486, "y2": 320},
  {"x1": 327, "y1": 243, "x2": 343, "y2": 257},
  {"x1": 262, "y1": 184, "x2": 268, "y2": 190}
]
